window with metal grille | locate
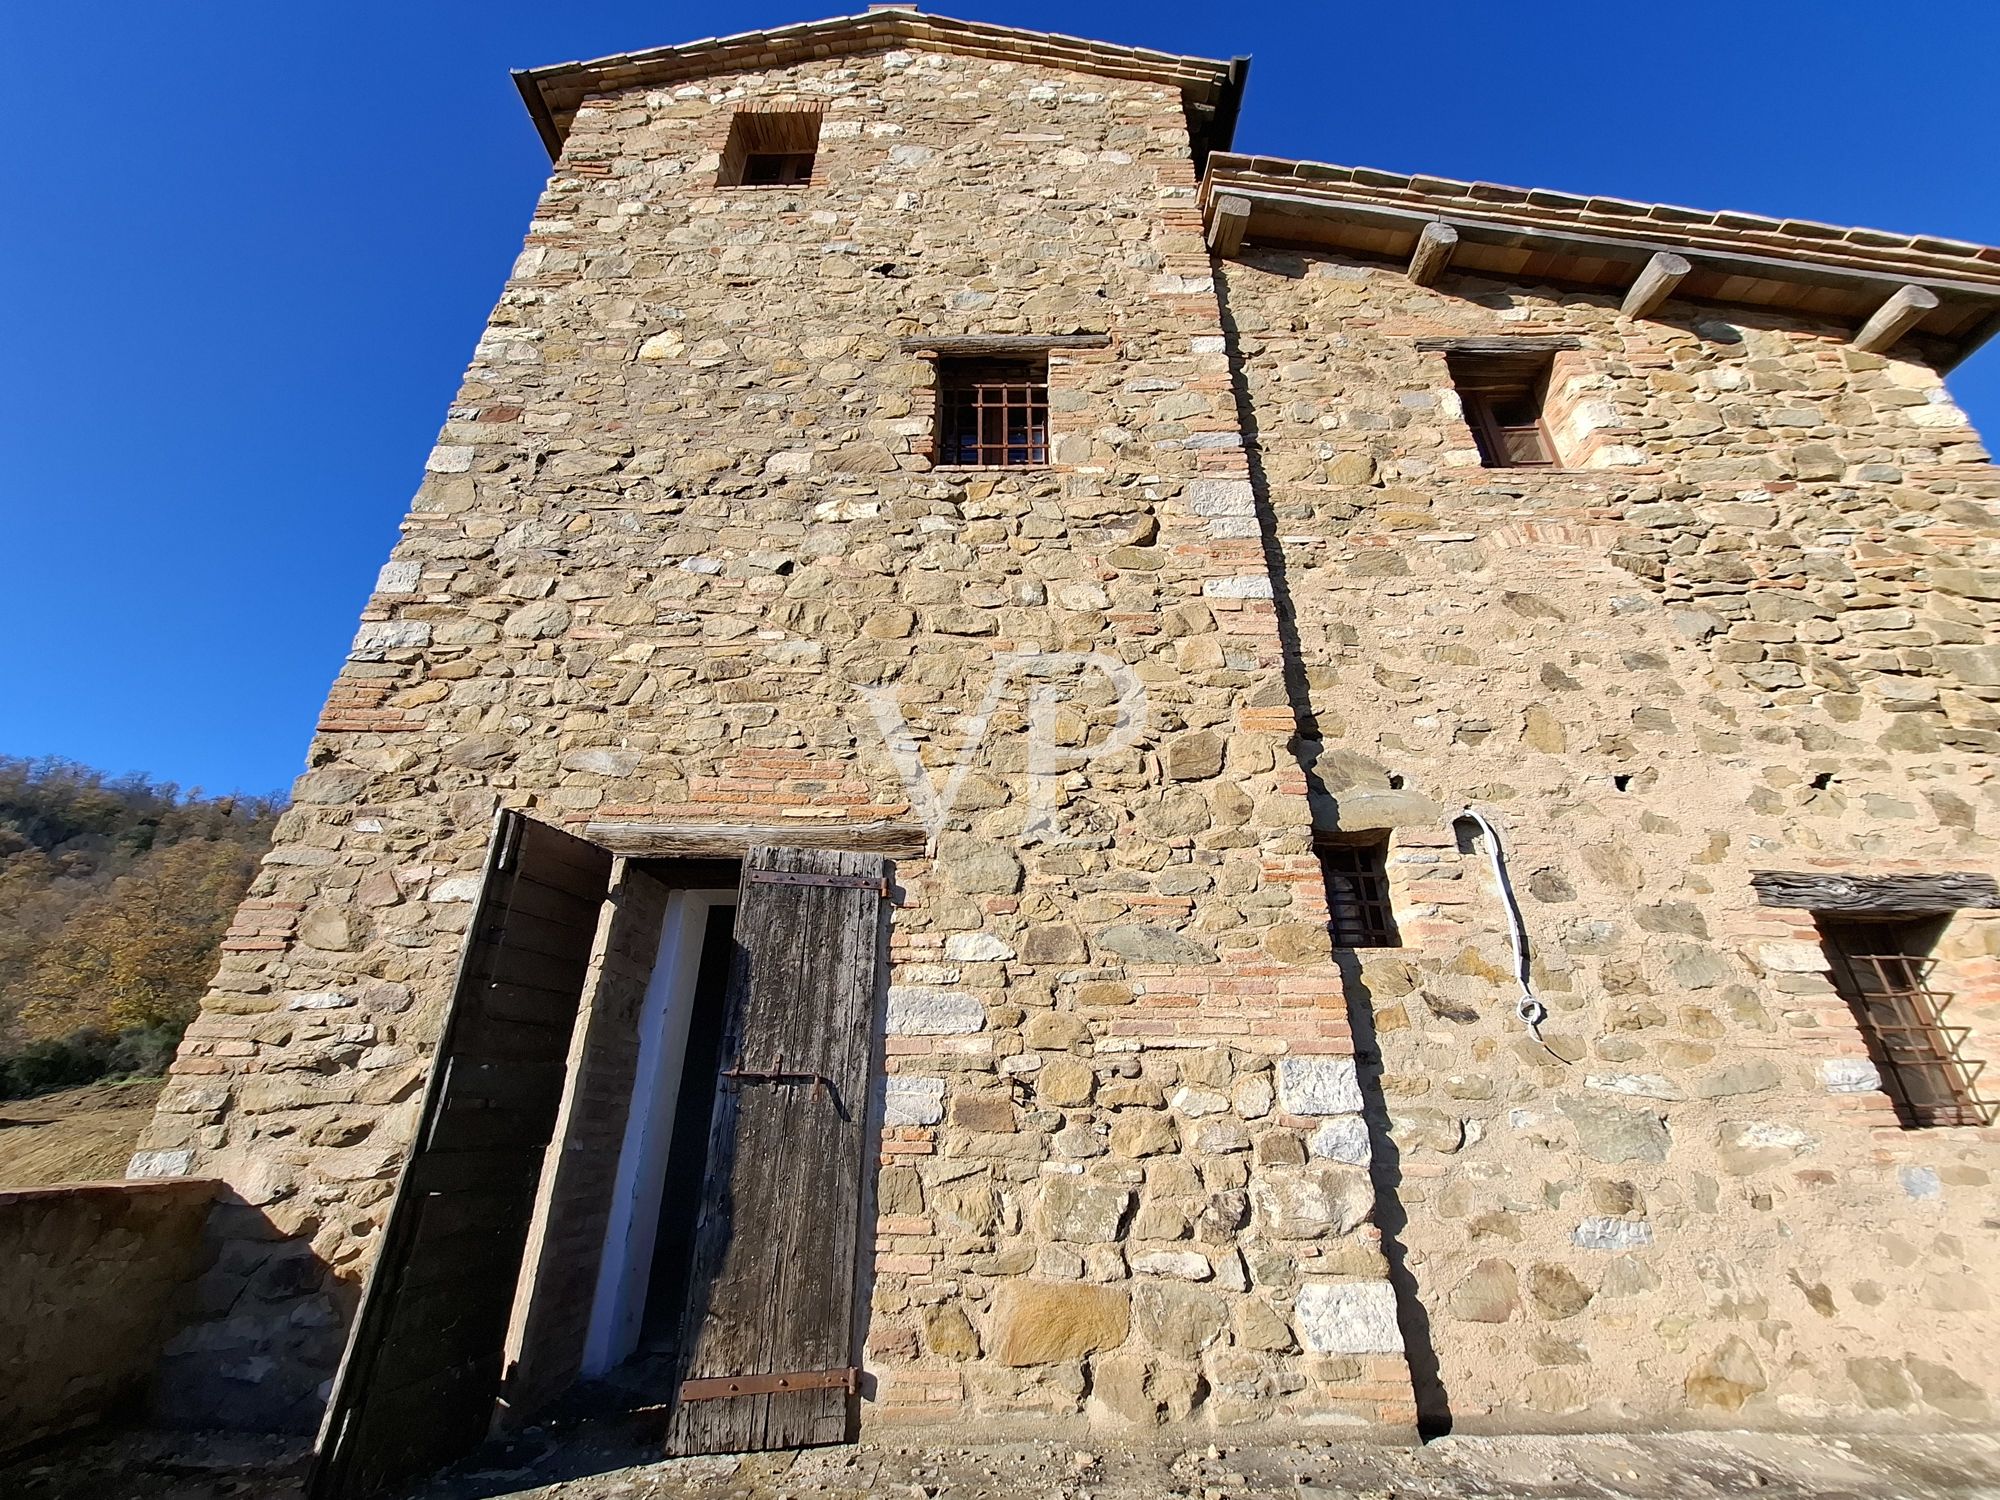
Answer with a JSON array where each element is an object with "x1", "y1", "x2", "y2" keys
[
  {"x1": 1817, "y1": 915, "x2": 1992, "y2": 1128},
  {"x1": 936, "y1": 357, "x2": 1049, "y2": 467},
  {"x1": 1317, "y1": 835, "x2": 1399, "y2": 949},
  {"x1": 717, "y1": 108, "x2": 822, "y2": 188},
  {"x1": 1447, "y1": 349, "x2": 1559, "y2": 468}
]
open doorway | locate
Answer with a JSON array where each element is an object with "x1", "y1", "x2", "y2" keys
[{"x1": 582, "y1": 886, "x2": 739, "y2": 1387}]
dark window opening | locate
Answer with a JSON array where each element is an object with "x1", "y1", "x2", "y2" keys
[
  {"x1": 1447, "y1": 349, "x2": 1559, "y2": 468},
  {"x1": 1317, "y1": 834, "x2": 1400, "y2": 949},
  {"x1": 741, "y1": 151, "x2": 815, "y2": 185},
  {"x1": 718, "y1": 108, "x2": 822, "y2": 188},
  {"x1": 1816, "y1": 914, "x2": 1991, "y2": 1128},
  {"x1": 937, "y1": 356, "x2": 1049, "y2": 467}
]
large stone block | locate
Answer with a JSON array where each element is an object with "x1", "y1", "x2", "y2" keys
[
  {"x1": 1293, "y1": 1281, "x2": 1403, "y2": 1354},
  {"x1": 1275, "y1": 1056, "x2": 1363, "y2": 1116},
  {"x1": 988, "y1": 1281, "x2": 1131, "y2": 1367}
]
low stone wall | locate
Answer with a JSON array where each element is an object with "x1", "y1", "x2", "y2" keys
[{"x1": 0, "y1": 1177, "x2": 218, "y2": 1453}]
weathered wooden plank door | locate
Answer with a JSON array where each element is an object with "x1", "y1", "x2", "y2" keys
[
  {"x1": 307, "y1": 811, "x2": 613, "y2": 1500},
  {"x1": 663, "y1": 845, "x2": 888, "y2": 1456}
]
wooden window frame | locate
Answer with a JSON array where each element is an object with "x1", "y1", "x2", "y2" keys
[
  {"x1": 1316, "y1": 833, "x2": 1400, "y2": 950},
  {"x1": 1447, "y1": 349, "x2": 1561, "y2": 469},
  {"x1": 934, "y1": 356, "x2": 1050, "y2": 469},
  {"x1": 717, "y1": 108, "x2": 823, "y2": 190},
  {"x1": 1817, "y1": 915, "x2": 1993, "y2": 1128}
]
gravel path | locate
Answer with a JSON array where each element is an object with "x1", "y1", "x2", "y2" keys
[{"x1": 9, "y1": 1424, "x2": 2000, "y2": 1500}]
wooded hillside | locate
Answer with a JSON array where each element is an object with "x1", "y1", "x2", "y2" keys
[{"x1": 0, "y1": 756, "x2": 279, "y2": 1093}]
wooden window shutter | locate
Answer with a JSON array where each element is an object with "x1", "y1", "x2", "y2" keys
[
  {"x1": 307, "y1": 812, "x2": 614, "y2": 1500},
  {"x1": 661, "y1": 845, "x2": 889, "y2": 1456}
]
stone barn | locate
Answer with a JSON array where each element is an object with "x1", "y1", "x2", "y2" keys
[{"x1": 127, "y1": 7, "x2": 2000, "y2": 1495}]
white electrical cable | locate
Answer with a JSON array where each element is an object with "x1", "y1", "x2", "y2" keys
[{"x1": 1459, "y1": 805, "x2": 1570, "y2": 1064}]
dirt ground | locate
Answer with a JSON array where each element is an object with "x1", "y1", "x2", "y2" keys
[
  {"x1": 6, "y1": 1421, "x2": 2000, "y2": 1500},
  {"x1": 0, "y1": 1077, "x2": 162, "y2": 1187}
]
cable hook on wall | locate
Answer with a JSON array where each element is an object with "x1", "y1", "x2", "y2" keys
[{"x1": 1458, "y1": 805, "x2": 1571, "y2": 1066}]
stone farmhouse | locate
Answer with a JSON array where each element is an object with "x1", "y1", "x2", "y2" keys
[{"x1": 121, "y1": 7, "x2": 2000, "y2": 1495}]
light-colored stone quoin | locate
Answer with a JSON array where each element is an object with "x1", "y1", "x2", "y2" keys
[{"x1": 137, "y1": 4, "x2": 2000, "y2": 1446}]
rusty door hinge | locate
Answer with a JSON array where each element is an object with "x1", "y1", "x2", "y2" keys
[
  {"x1": 747, "y1": 868, "x2": 890, "y2": 898},
  {"x1": 679, "y1": 1366, "x2": 859, "y2": 1402}
]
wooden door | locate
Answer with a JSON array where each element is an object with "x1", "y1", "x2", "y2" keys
[
  {"x1": 662, "y1": 845, "x2": 888, "y2": 1455},
  {"x1": 308, "y1": 811, "x2": 613, "y2": 1500}
]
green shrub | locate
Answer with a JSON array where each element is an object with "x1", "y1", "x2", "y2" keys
[{"x1": 0, "y1": 1022, "x2": 185, "y2": 1100}]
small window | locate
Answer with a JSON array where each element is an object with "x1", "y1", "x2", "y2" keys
[
  {"x1": 1447, "y1": 349, "x2": 1558, "y2": 468},
  {"x1": 1817, "y1": 915, "x2": 1992, "y2": 1127},
  {"x1": 936, "y1": 357, "x2": 1049, "y2": 467},
  {"x1": 1317, "y1": 835, "x2": 1399, "y2": 949},
  {"x1": 718, "y1": 108, "x2": 822, "y2": 189}
]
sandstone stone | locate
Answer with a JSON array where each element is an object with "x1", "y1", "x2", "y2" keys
[
  {"x1": 1017, "y1": 924, "x2": 1087, "y2": 965},
  {"x1": 1685, "y1": 1335, "x2": 1767, "y2": 1411},
  {"x1": 1692, "y1": 1059, "x2": 1780, "y2": 1097},
  {"x1": 1557, "y1": 1095, "x2": 1671, "y2": 1164},
  {"x1": 1164, "y1": 731, "x2": 1225, "y2": 781},
  {"x1": 1526, "y1": 1264, "x2": 1593, "y2": 1320},
  {"x1": 923, "y1": 1303, "x2": 980, "y2": 1360},
  {"x1": 1249, "y1": 1168, "x2": 1371, "y2": 1240},
  {"x1": 988, "y1": 1282, "x2": 1130, "y2": 1367},
  {"x1": 1037, "y1": 1058, "x2": 1096, "y2": 1108},
  {"x1": 1450, "y1": 1259, "x2": 1520, "y2": 1323},
  {"x1": 1110, "y1": 1111, "x2": 1178, "y2": 1158},
  {"x1": 1098, "y1": 924, "x2": 1217, "y2": 965},
  {"x1": 1036, "y1": 1179, "x2": 1132, "y2": 1244},
  {"x1": 937, "y1": 835, "x2": 1023, "y2": 895},
  {"x1": 1132, "y1": 1283, "x2": 1225, "y2": 1357}
]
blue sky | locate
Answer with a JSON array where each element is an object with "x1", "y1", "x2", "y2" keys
[{"x1": 4, "y1": 2, "x2": 1996, "y2": 797}]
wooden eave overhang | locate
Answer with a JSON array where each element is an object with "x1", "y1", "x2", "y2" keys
[
  {"x1": 1201, "y1": 154, "x2": 2000, "y2": 368},
  {"x1": 514, "y1": 10, "x2": 1247, "y2": 169}
]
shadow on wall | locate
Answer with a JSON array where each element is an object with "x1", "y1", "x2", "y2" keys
[
  {"x1": 1213, "y1": 263, "x2": 1452, "y2": 1437},
  {"x1": 150, "y1": 1193, "x2": 355, "y2": 1436},
  {"x1": 0, "y1": 1177, "x2": 225, "y2": 1453},
  {"x1": 1333, "y1": 953, "x2": 1454, "y2": 1437}
]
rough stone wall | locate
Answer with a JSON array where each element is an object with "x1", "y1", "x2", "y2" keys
[
  {"x1": 1219, "y1": 246, "x2": 2000, "y2": 1431},
  {"x1": 0, "y1": 1179, "x2": 217, "y2": 1452},
  {"x1": 134, "y1": 52, "x2": 1409, "y2": 1436}
]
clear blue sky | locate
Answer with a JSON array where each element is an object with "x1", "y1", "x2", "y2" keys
[{"x1": 4, "y1": 2, "x2": 1996, "y2": 798}]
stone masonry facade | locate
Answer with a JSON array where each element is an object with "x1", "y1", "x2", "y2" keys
[{"x1": 133, "y1": 9, "x2": 1999, "y2": 1445}]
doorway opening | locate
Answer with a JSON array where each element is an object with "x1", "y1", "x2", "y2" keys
[{"x1": 581, "y1": 882, "x2": 739, "y2": 1390}]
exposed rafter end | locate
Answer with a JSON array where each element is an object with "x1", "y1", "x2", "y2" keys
[
  {"x1": 1620, "y1": 251, "x2": 1692, "y2": 319},
  {"x1": 1852, "y1": 282, "x2": 1940, "y2": 354},
  {"x1": 1408, "y1": 220, "x2": 1459, "y2": 287},
  {"x1": 1207, "y1": 193, "x2": 1252, "y2": 257}
]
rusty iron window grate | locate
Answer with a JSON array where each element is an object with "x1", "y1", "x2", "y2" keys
[
  {"x1": 937, "y1": 357, "x2": 1049, "y2": 467},
  {"x1": 718, "y1": 109, "x2": 822, "y2": 188},
  {"x1": 1318, "y1": 836, "x2": 1399, "y2": 949},
  {"x1": 1447, "y1": 348, "x2": 1558, "y2": 468},
  {"x1": 1825, "y1": 947, "x2": 1993, "y2": 1128}
]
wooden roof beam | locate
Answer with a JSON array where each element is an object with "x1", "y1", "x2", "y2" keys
[
  {"x1": 1851, "y1": 282, "x2": 1941, "y2": 353},
  {"x1": 1620, "y1": 251, "x2": 1692, "y2": 319},
  {"x1": 1408, "y1": 220, "x2": 1458, "y2": 287},
  {"x1": 1207, "y1": 193, "x2": 1252, "y2": 257}
]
